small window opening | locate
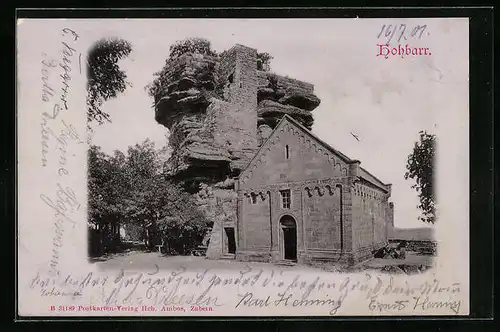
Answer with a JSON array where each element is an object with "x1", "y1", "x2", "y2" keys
[
  {"x1": 228, "y1": 73, "x2": 234, "y2": 83},
  {"x1": 285, "y1": 145, "x2": 290, "y2": 159},
  {"x1": 280, "y1": 190, "x2": 291, "y2": 209}
]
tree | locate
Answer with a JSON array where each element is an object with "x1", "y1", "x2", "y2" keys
[
  {"x1": 405, "y1": 131, "x2": 436, "y2": 224},
  {"x1": 120, "y1": 139, "x2": 160, "y2": 248},
  {"x1": 88, "y1": 139, "x2": 210, "y2": 256},
  {"x1": 86, "y1": 37, "x2": 132, "y2": 128},
  {"x1": 87, "y1": 145, "x2": 128, "y2": 256},
  {"x1": 125, "y1": 174, "x2": 210, "y2": 254},
  {"x1": 87, "y1": 146, "x2": 126, "y2": 227},
  {"x1": 257, "y1": 52, "x2": 273, "y2": 71},
  {"x1": 121, "y1": 140, "x2": 209, "y2": 254}
]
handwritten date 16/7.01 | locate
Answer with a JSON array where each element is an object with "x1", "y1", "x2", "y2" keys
[{"x1": 377, "y1": 23, "x2": 429, "y2": 44}]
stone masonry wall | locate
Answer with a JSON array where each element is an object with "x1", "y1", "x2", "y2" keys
[
  {"x1": 300, "y1": 183, "x2": 354, "y2": 265},
  {"x1": 241, "y1": 192, "x2": 271, "y2": 250},
  {"x1": 304, "y1": 187, "x2": 342, "y2": 250},
  {"x1": 351, "y1": 181, "x2": 389, "y2": 262},
  {"x1": 221, "y1": 45, "x2": 259, "y2": 172},
  {"x1": 241, "y1": 123, "x2": 349, "y2": 189}
]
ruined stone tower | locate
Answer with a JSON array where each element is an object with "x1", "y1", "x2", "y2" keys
[
  {"x1": 153, "y1": 43, "x2": 321, "y2": 259},
  {"x1": 212, "y1": 45, "x2": 259, "y2": 171}
]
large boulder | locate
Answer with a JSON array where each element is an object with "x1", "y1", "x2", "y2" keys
[
  {"x1": 173, "y1": 117, "x2": 203, "y2": 136},
  {"x1": 177, "y1": 93, "x2": 211, "y2": 110},
  {"x1": 155, "y1": 88, "x2": 212, "y2": 128},
  {"x1": 154, "y1": 57, "x2": 216, "y2": 129},
  {"x1": 279, "y1": 90, "x2": 321, "y2": 111},
  {"x1": 183, "y1": 142, "x2": 232, "y2": 162},
  {"x1": 257, "y1": 99, "x2": 311, "y2": 117},
  {"x1": 257, "y1": 86, "x2": 287, "y2": 103},
  {"x1": 177, "y1": 76, "x2": 198, "y2": 90},
  {"x1": 257, "y1": 87, "x2": 277, "y2": 102},
  {"x1": 257, "y1": 100, "x2": 314, "y2": 130},
  {"x1": 170, "y1": 88, "x2": 201, "y2": 101}
]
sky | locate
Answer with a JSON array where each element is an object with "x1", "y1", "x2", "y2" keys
[{"x1": 86, "y1": 19, "x2": 469, "y2": 229}]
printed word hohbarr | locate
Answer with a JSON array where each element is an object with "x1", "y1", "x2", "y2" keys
[{"x1": 377, "y1": 44, "x2": 432, "y2": 59}]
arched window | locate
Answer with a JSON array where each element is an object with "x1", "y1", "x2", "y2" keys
[
  {"x1": 285, "y1": 145, "x2": 290, "y2": 159},
  {"x1": 325, "y1": 185, "x2": 333, "y2": 195}
]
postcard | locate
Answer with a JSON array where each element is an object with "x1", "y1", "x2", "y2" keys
[{"x1": 17, "y1": 16, "x2": 469, "y2": 317}]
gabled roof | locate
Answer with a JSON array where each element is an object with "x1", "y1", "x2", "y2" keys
[{"x1": 241, "y1": 115, "x2": 391, "y2": 191}]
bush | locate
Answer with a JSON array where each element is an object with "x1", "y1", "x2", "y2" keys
[
  {"x1": 267, "y1": 73, "x2": 279, "y2": 90},
  {"x1": 147, "y1": 37, "x2": 218, "y2": 101},
  {"x1": 169, "y1": 37, "x2": 217, "y2": 59},
  {"x1": 257, "y1": 52, "x2": 273, "y2": 71}
]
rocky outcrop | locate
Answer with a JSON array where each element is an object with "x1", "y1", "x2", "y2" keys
[
  {"x1": 152, "y1": 46, "x2": 321, "y2": 258},
  {"x1": 154, "y1": 51, "x2": 321, "y2": 185},
  {"x1": 257, "y1": 100, "x2": 314, "y2": 130},
  {"x1": 154, "y1": 53, "x2": 232, "y2": 186},
  {"x1": 279, "y1": 90, "x2": 321, "y2": 111},
  {"x1": 154, "y1": 54, "x2": 217, "y2": 130},
  {"x1": 256, "y1": 71, "x2": 320, "y2": 131}
]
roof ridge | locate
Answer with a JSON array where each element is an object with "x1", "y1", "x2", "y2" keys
[
  {"x1": 239, "y1": 115, "x2": 290, "y2": 173},
  {"x1": 239, "y1": 115, "x2": 390, "y2": 191},
  {"x1": 281, "y1": 115, "x2": 354, "y2": 163}
]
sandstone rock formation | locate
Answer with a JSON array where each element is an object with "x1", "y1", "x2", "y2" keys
[
  {"x1": 152, "y1": 44, "x2": 321, "y2": 258},
  {"x1": 256, "y1": 72, "x2": 320, "y2": 131}
]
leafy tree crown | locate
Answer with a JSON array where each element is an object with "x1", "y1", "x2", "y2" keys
[
  {"x1": 257, "y1": 52, "x2": 273, "y2": 71},
  {"x1": 86, "y1": 37, "x2": 132, "y2": 127},
  {"x1": 168, "y1": 37, "x2": 217, "y2": 59},
  {"x1": 405, "y1": 131, "x2": 436, "y2": 224}
]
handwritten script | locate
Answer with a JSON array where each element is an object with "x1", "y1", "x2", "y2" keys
[
  {"x1": 40, "y1": 27, "x2": 82, "y2": 167},
  {"x1": 39, "y1": 27, "x2": 84, "y2": 275},
  {"x1": 377, "y1": 23, "x2": 429, "y2": 44},
  {"x1": 29, "y1": 266, "x2": 463, "y2": 315}
]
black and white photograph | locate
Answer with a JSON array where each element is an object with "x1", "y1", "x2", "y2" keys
[{"x1": 17, "y1": 16, "x2": 469, "y2": 316}]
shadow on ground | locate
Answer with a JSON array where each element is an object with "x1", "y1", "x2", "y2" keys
[{"x1": 88, "y1": 241, "x2": 149, "y2": 264}]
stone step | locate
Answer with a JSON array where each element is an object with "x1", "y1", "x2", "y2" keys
[
  {"x1": 220, "y1": 253, "x2": 236, "y2": 260},
  {"x1": 275, "y1": 260, "x2": 297, "y2": 266}
]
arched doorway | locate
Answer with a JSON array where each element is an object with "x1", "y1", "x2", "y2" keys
[{"x1": 280, "y1": 215, "x2": 297, "y2": 261}]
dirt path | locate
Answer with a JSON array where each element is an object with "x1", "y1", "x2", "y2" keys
[
  {"x1": 93, "y1": 250, "x2": 434, "y2": 275},
  {"x1": 93, "y1": 250, "x2": 321, "y2": 273}
]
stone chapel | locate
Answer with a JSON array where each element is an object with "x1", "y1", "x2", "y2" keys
[{"x1": 236, "y1": 115, "x2": 394, "y2": 265}]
